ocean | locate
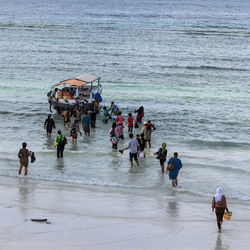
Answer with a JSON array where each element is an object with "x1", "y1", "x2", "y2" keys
[{"x1": 0, "y1": 0, "x2": 249, "y2": 204}]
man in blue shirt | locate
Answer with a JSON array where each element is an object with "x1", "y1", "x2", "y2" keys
[{"x1": 167, "y1": 152, "x2": 183, "y2": 187}]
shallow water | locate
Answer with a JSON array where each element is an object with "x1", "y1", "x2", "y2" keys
[{"x1": 0, "y1": 0, "x2": 250, "y2": 203}]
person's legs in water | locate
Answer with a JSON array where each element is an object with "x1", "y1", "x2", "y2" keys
[
  {"x1": 57, "y1": 147, "x2": 60, "y2": 158},
  {"x1": 172, "y1": 179, "x2": 177, "y2": 187},
  {"x1": 24, "y1": 167, "x2": 28, "y2": 176},
  {"x1": 216, "y1": 208, "x2": 225, "y2": 232},
  {"x1": 135, "y1": 159, "x2": 139, "y2": 166},
  {"x1": 175, "y1": 178, "x2": 178, "y2": 186},
  {"x1": 128, "y1": 126, "x2": 133, "y2": 133},
  {"x1": 60, "y1": 147, "x2": 64, "y2": 158},
  {"x1": 18, "y1": 165, "x2": 23, "y2": 175},
  {"x1": 160, "y1": 159, "x2": 165, "y2": 173},
  {"x1": 134, "y1": 154, "x2": 139, "y2": 166},
  {"x1": 161, "y1": 163, "x2": 164, "y2": 173},
  {"x1": 148, "y1": 139, "x2": 151, "y2": 148},
  {"x1": 129, "y1": 153, "x2": 134, "y2": 167},
  {"x1": 215, "y1": 207, "x2": 225, "y2": 233}
]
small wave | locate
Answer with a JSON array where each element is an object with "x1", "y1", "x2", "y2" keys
[
  {"x1": 186, "y1": 65, "x2": 247, "y2": 72},
  {"x1": 159, "y1": 65, "x2": 247, "y2": 72},
  {"x1": 190, "y1": 162, "x2": 250, "y2": 175},
  {"x1": 188, "y1": 139, "x2": 249, "y2": 149},
  {"x1": 0, "y1": 23, "x2": 68, "y2": 29}
]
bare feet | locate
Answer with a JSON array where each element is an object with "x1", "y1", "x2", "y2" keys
[{"x1": 218, "y1": 229, "x2": 222, "y2": 233}]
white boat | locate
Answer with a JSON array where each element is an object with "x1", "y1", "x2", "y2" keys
[{"x1": 47, "y1": 73, "x2": 103, "y2": 113}]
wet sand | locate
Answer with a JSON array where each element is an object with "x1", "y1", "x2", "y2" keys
[{"x1": 0, "y1": 176, "x2": 249, "y2": 250}]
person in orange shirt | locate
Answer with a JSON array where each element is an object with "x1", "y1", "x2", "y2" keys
[{"x1": 127, "y1": 113, "x2": 134, "y2": 133}]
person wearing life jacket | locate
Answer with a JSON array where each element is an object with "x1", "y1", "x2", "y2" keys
[{"x1": 54, "y1": 130, "x2": 67, "y2": 158}]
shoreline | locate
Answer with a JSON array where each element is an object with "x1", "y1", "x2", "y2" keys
[{"x1": 0, "y1": 176, "x2": 250, "y2": 249}]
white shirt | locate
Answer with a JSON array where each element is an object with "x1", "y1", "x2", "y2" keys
[{"x1": 128, "y1": 138, "x2": 139, "y2": 153}]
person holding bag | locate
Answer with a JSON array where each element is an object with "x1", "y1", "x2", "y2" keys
[
  {"x1": 212, "y1": 187, "x2": 231, "y2": 233},
  {"x1": 167, "y1": 152, "x2": 182, "y2": 187},
  {"x1": 154, "y1": 143, "x2": 167, "y2": 173}
]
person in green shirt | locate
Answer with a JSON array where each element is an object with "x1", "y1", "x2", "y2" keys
[{"x1": 54, "y1": 130, "x2": 67, "y2": 158}]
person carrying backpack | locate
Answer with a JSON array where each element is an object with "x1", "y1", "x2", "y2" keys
[
  {"x1": 54, "y1": 130, "x2": 67, "y2": 158},
  {"x1": 154, "y1": 143, "x2": 167, "y2": 173}
]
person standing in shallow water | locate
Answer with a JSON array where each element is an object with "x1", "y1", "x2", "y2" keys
[
  {"x1": 212, "y1": 187, "x2": 230, "y2": 233},
  {"x1": 168, "y1": 152, "x2": 182, "y2": 187},
  {"x1": 70, "y1": 119, "x2": 82, "y2": 141},
  {"x1": 44, "y1": 114, "x2": 56, "y2": 136},
  {"x1": 54, "y1": 130, "x2": 67, "y2": 158},
  {"x1": 154, "y1": 143, "x2": 167, "y2": 173},
  {"x1": 18, "y1": 142, "x2": 31, "y2": 176},
  {"x1": 109, "y1": 122, "x2": 119, "y2": 149},
  {"x1": 127, "y1": 113, "x2": 134, "y2": 133},
  {"x1": 134, "y1": 106, "x2": 144, "y2": 124},
  {"x1": 81, "y1": 111, "x2": 91, "y2": 136},
  {"x1": 120, "y1": 133, "x2": 140, "y2": 167}
]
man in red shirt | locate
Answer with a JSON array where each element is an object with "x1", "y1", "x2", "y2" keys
[{"x1": 127, "y1": 113, "x2": 134, "y2": 133}]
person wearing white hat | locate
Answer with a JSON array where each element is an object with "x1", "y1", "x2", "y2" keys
[{"x1": 212, "y1": 187, "x2": 230, "y2": 232}]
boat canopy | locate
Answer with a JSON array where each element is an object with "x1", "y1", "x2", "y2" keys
[{"x1": 56, "y1": 73, "x2": 100, "y2": 87}]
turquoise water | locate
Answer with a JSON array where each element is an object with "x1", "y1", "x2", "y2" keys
[{"x1": 0, "y1": 0, "x2": 250, "y2": 203}]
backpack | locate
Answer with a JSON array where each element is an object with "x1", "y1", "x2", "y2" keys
[{"x1": 63, "y1": 137, "x2": 67, "y2": 145}]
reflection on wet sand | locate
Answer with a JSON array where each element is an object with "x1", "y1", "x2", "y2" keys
[
  {"x1": 214, "y1": 233, "x2": 230, "y2": 250},
  {"x1": 167, "y1": 201, "x2": 179, "y2": 217},
  {"x1": 55, "y1": 158, "x2": 65, "y2": 171},
  {"x1": 18, "y1": 178, "x2": 30, "y2": 217}
]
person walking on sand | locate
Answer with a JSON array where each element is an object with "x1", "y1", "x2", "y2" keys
[
  {"x1": 44, "y1": 114, "x2": 56, "y2": 136},
  {"x1": 18, "y1": 142, "x2": 31, "y2": 176},
  {"x1": 54, "y1": 130, "x2": 67, "y2": 158},
  {"x1": 212, "y1": 187, "x2": 231, "y2": 233},
  {"x1": 120, "y1": 133, "x2": 140, "y2": 167},
  {"x1": 154, "y1": 143, "x2": 167, "y2": 173},
  {"x1": 168, "y1": 152, "x2": 182, "y2": 187}
]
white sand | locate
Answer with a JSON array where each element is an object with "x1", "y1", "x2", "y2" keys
[{"x1": 0, "y1": 176, "x2": 249, "y2": 250}]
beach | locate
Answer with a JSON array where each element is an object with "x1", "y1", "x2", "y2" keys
[{"x1": 0, "y1": 175, "x2": 249, "y2": 250}]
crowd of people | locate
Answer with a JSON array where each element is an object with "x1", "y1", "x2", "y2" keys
[
  {"x1": 17, "y1": 100, "x2": 231, "y2": 233},
  {"x1": 33, "y1": 101, "x2": 184, "y2": 186}
]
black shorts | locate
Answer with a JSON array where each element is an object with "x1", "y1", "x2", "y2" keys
[
  {"x1": 46, "y1": 126, "x2": 53, "y2": 134},
  {"x1": 129, "y1": 152, "x2": 138, "y2": 161},
  {"x1": 160, "y1": 159, "x2": 166, "y2": 165},
  {"x1": 136, "y1": 117, "x2": 142, "y2": 123}
]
